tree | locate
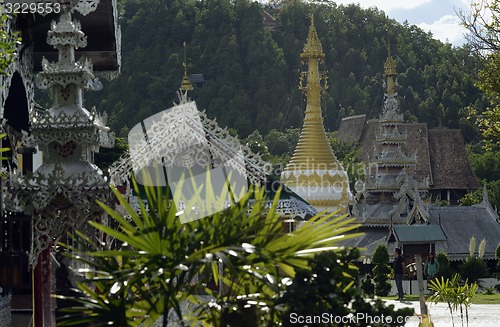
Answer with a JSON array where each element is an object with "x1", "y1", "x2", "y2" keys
[
  {"x1": 459, "y1": 0, "x2": 500, "y2": 148},
  {"x1": 458, "y1": 0, "x2": 500, "y2": 53},
  {"x1": 436, "y1": 251, "x2": 454, "y2": 280},
  {"x1": 281, "y1": 249, "x2": 413, "y2": 327},
  {"x1": 372, "y1": 244, "x2": 392, "y2": 296},
  {"x1": 57, "y1": 178, "x2": 362, "y2": 326},
  {"x1": 0, "y1": 15, "x2": 20, "y2": 77},
  {"x1": 86, "y1": 0, "x2": 485, "y2": 140}
]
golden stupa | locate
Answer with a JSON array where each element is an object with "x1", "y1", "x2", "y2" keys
[{"x1": 281, "y1": 15, "x2": 350, "y2": 213}]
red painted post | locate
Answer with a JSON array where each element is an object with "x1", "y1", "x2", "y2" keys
[
  {"x1": 33, "y1": 253, "x2": 43, "y2": 327},
  {"x1": 33, "y1": 248, "x2": 53, "y2": 326},
  {"x1": 42, "y1": 248, "x2": 53, "y2": 326}
]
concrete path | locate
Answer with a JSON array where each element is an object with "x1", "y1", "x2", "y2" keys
[{"x1": 385, "y1": 300, "x2": 500, "y2": 327}]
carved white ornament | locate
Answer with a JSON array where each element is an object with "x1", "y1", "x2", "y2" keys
[
  {"x1": 71, "y1": 0, "x2": 101, "y2": 16},
  {"x1": 9, "y1": 9, "x2": 113, "y2": 267},
  {"x1": 109, "y1": 99, "x2": 315, "y2": 219}
]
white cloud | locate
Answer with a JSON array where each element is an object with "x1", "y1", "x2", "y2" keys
[
  {"x1": 418, "y1": 15, "x2": 467, "y2": 46},
  {"x1": 333, "y1": 0, "x2": 432, "y2": 11}
]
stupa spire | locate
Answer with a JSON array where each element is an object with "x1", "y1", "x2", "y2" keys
[
  {"x1": 281, "y1": 15, "x2": 350, "y2": 213},
  {"x1": 381, "y1": 36, "x2": 403, "y2": 122},
  {"x1": 179, "y1": 41, "x2": 193, "y2": 92},
  {"x1": 384, "y1": 36, "x2": 398, "y2": 97},
  {"x1": 286, "y1": 15, "x2": 337, "y2": 169}
]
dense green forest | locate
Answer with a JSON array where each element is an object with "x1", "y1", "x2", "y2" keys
[
  {"x1": 87, "y1": 0, "x2": 499, "y2": 211},
  {"x1": 87, "y1": 0, "x2": 486, "y2": 140}
]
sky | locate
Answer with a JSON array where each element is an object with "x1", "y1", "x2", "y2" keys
[{"x1": 331, "y1": 0, "x2": 471, "y2": 46}]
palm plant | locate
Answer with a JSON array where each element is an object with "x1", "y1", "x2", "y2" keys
[
  {"x1": 428, "y1": 275, "x2": 457, "y2": 326},
  {"x1": 57, "y1": 176, "x2": 362, "y2": 326},
  {"x1": 0, "y1": 133, "x2": 9, "y2": 161},
  {"x1": 428, "y1": 274, "x2": 478, "y2": 327}
]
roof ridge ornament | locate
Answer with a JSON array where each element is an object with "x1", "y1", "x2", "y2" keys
[
  {"x1": 300, "y1": 14, "x2": 325, "y2": 61},
  {"x1": 70, "y1": 0, "x2": 101, "y2": 16}
]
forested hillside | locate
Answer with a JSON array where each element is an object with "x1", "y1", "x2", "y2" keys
[{"x1": 86, "y1": 0, "x2": 486, "y2": 141}]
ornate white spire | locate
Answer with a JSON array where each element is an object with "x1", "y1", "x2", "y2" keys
[{"x1": 9, "y1": 7, "x2": 114, "y2": 267}]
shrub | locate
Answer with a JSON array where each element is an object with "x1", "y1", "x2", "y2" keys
[
  {"x1": 361, "y1": 273, "x2": 375, "y2": 295},
  {"x1": 436, "y1": 251, "x2": 454, "y2": 279},
  {"x1": 282, "y1": 249, "x2": 413, "y2": 327},
  {"x1": 460, "y1": 256, "x2": 489, "y2": 285},
  {"x1": 372, "y1": 244, "x2": 392, "y2": 296}
]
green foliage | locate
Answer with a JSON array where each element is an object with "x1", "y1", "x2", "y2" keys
[
  {"x1": 372, "y1": 244, "x2": 392, "y2": 296},
  {"x1": 428, "y1": 274, "x2": 478, "y2": 327},
  {"x1": 437, "y1": 200, "x2": 449, "y2": 206},
  {"x1": 243, "y1": 130, "x2": 270, "y2": 160},
  {"x1": 281, "y1": 249, "x2": 413, "y2": 327},
  {"x1": 436, "y1": 251, "x2": 454, "y2": 280},
  {"x1": 361, "y1": 273, "x2": 375, "y2": 295},
  {"x1": 459, "y1": 256, "x2": 489, "y2": 285},
  {"x1": 0, "y1": 15, "x2": 21, "y2": 77},
  {"x1": 469, "y1": 149, "x2": 500, "y2": 181},
  {"x1": 264, "y1": 129, "x2": 292, "y2": 156},
  {"x1": 466, "y1": 150, "x2": 500, "y2": 215},
  {"x1": 57, "y1": 177, "x2": 362, "y2": 326},
  {"x1": 0, "y1": 133, "x2": 10, "y2": 161},
  {"x1": 86, "y1": 0, "x2": 485, "y2": 141},
  {"x1": 94, "y1": 136, "x2": 129, "y2": 173},
  {"x1": 459, "y1": 0, "x2": 500, "y2": 148},
  {"x1": 483, "y1": 286, "x2": 495, "y2": 295}
]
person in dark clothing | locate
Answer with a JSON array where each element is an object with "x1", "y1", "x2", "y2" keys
[{"x1": 393, "y1": 248, "x2": 405, "y2": 301}]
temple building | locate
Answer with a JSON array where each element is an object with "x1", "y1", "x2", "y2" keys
[
  {"x1": 338, "y1": 44, "x2": 500, "y2": 263},
  {"x1": 280, "y1": 16, "x2": 351, "y2": 213},
  {"x1": 338, "y1": 45, "x2": 479, "y2": 204}
]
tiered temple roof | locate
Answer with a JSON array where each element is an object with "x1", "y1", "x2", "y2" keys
[{"x1": 361, "y1": 43, "x2": 422, "y2": 202}]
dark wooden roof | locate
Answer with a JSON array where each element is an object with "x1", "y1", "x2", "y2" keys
[
  {"x1": 406, "y1": 123, "x2": 433, "y2": 186},
  {"x1": 337, "y1": 114, "x2": 366, "y2": 143},
  {"x1": 428, "y1": 128, "x2": 480, "y2": 190},
  {"x1": 18, "y1": 0, "x2": 119, "y2": 71},
  {"x1": 429, "y1": 204, "x2": 500, "y2": 260},
  {"x1": 338, "y1": 116, "x2": 478, "y2": 191}
]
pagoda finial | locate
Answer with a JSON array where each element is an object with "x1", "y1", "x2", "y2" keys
[
  {"x1": 179, "y1": 41, "x2": 193, "y2": 92},
  {"x1": 384, "y1": 35, "x2": 397, "y2": 95},
  {"x1": 300, "y1": 14, "x2": 325, "y2": 61}
]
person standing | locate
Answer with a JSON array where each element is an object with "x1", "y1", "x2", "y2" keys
[
  {"x1": 394, "y1": 248, "x2": 405, "y2": 301},
  {"x1": 425, "y1": 252, "x2": 439, "y2": 294}
]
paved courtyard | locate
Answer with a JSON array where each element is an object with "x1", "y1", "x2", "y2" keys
[{"x1": 385, "y1": 300, "x2": 500, "y2": 326}]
